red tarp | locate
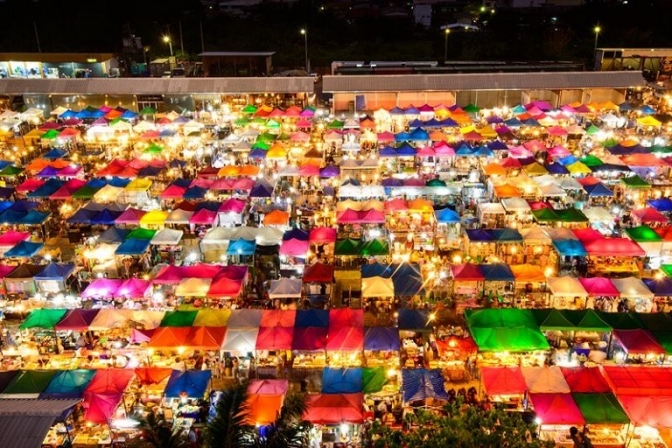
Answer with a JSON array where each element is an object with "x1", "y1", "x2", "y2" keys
[
  {"x1": 572, "y1": 228, "x2": 604, "y2": 242},
  {"x1": 114, "y1": 278, "x2": 151, "y2": 299},
  {"x1": 304, "y1": 393, "x2": 364, "y2": 424},
  {"x1": 326, "y1": 326, "x2": 364, "y2": 351},
  {"x1": 148, "y1": 327, "x2": 191, "y2": 348},
  {"x1": 207, "y1": 277, "x2": 243, "y2": 297},
  {"x1": 303, "y1": 263, "x2": 334, "y2": 283},
  {"x1": 260, "y1": 310, "x2": 296, "y2": 327},
  {"x1": 613, "y1": 329, "x2": 666, "y2": 355},
  {"x1": 54, "y1": 309, "x2": 100, "y2": 331},
  {"x1": 255, "y1": 326, "x2": 294, "y2": 350},
  {"x1": 481, "y1": 366, "x2": 527, "y2": 396},
  {"x1": 329, "y1": 309, "x2": 364, "y2": 329},
  {"x1": 134, "y1": 368, "x2": 173, "y2": 385},
  {"x1": 85, "y1": 369, "x2": 135, "y2": 395},
  {"x1": 187, "y1": 326, "x2": 226, "y2": 350},
  {"x1": 560, "y1": 367, "x2": 612, "y2": 393},
  {"x1": 308, "y1": 227, "x2": 337, "y2": 244},
  {"x1": 617, "y1": 395, "x2": 672, "y2": 428},
  {"x1": 248, "y1": 379, "x2": 289, "y2": 395},
  {"x1": 435, "y1": 336, "x2": 478, "y2": 357},
  {"x1": 83, "y1": 392, "x2": 123, "y2": 423},
  {"x1": 292, "y1": 327, "x2": 327, "y2": 351},
  {"x1": 583, "y1": 238, "x2": 646, "y2": 257},
  {"x1": 632, "y1": 207, "x2": 669, "y2": 224},
  {"x1": 601, "y1": 366, "x2": 672, "y2": 395},
  {"x1": 529, "y1": 393, "x2": 585, "y2": 425}
]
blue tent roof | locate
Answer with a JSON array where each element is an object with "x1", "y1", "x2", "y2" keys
[
  {"x1": 405, "y1": 106, "x2": 420, "y2": 115},
  {"x1": 389, "y1": 107, "x2": 405, "y2": 115},
  {"x1": 409, "y1": 128, "x2": 429, "y2": 141},
  {"x1": 423, "y1": 118, "x2": 443, "y2": 128},
  {"x1": 394, "y1": 132, "x2": 412, "y2": 142},
  {"x1": 439, "y1": 118, "x2": 459, "y2": 127},
  {"x1": 379, "y1": 146, "x2": 398, "y2": 158},
  {"x1": 408, "y1": 119, "x2": 424, "y2": 128},
  {"x1": 295, "y1": 309, "x2": 329, "y2": 328},
  {"x1": 138, "y1": 166, "x2": 163, "y2": 177},
  {"x1": 522, "y1": 118, "x2": 540, "y2": 126},
  {"x1": 504, "y1": 117, "x2": 523, "y2": 127},
  {"x1": 86, "y1": 178, "x2": 108, "y2": 189},
  {"x1": 283, "y1": 228, "x2": 310, "y2": 241},
  {"x1": 511, "y1": 104, "x2": 527, "y2": 114},
  {"x1": 19, "y1": 210, "x2": 49, "y2": 226},
  {"x1": 121, "y1": 110, "x2": 138, "y2": 119},
  {"x1": 27, "y1": 179, "x2": 64, "y2": 198},
  {"x1": 10, "y1": 201, "x2": 39, "y2": 212},
  {"x1": 159, "y1": 129, "x2": 176, "y2": 138},
  {"x1": 107, "y1": 176, "x2": 131, "y2": 187},
  {"x1": 97, "y1": 227, "x2": 131, "y2": 244},
  {"x1": 489, "y1": 228, "x2": 523, "y2": 242},
  {"x1": 321, "y1": 368, "x2": 363, "y2": 394},
  {"x1": 39, "y1": 369, "x2": 96, "y2": 399},
  {"x1": 66, "y1": 209, "x2": 98, "y2": 224},
  {"x1": 5, "y1": 241, "x2": 44, "y2": 257},
  {"x1": 552, "y1": 239, "x2": 587, "y2": 256},
  {"x1": 391, "y1": 263, "x2": 423, "y2": 297},
  {"x1": 402, "y1": 369, "x2": 449, "y2": 403},
  {"x1": 361, "y1": 262, "x2": 393, "y2": 279},
  {"x1": 115, "y1": 238, "x2": 150, "y2": 255},
  {"x1": 249, "y1": 181, "x2": 274, "y2": 198},
  {"x1": 545, "y1": 162, "x2": 570, "y2": 175},
  {"x1": 638, "y1": 105, "x2": 655, "y2": 115},
  {"x1": 398, "y1": 309, "x2": 430, "y2": 330},
  {"x1": 0, "y1": 209, "x2": 26, "y2": 224},
  {"x1": 42, "y1": 148, "x2": 67, "y2": 160},
  {"x1": 466, "y1": 228, "x2": 494, "y2": 242},
  {"x1": 619, "y1": 102, "x2": 634, "y2": 111},
  {"x1": 183, "y1": 186, "x2": 208, "y2": 199},
  {"x1": 226, "y1": 239, "x2": 256, "y2": 256},
  {"x1": 479, "y1": 263, "x2": 515, "y2": 282},
  {"x1": 396, "y1": 143, "x2": 417, "y2": 156},
  {"x1": 584, "y1": 182, "x2": 613, "y2": 197},
  {"x1": 474, "y1": 146, "x2": 494, "y2": 157},
  {"x1": 164, "y1": 370, "x2": 212, "y2": 398},
  {"x1": 34, "y1": 263, "x2": 75, "y2": 281},
  {"x1": 364, "y1": 327, "x2": 400, "y2": 351},
  {"x1": 435, "y1": 207, "x2": 460, "y2": 224},
  {"x1": 249, "y1": 149, "x2": 267, "y2": 159},
  {"x1": 558, "y1": 155, "x2": 578, "y2": 166},
  {"x1": 172, "y1": 178, "x2": 192, "y2": 188},
  {"x1": 90, "y1": 209, "x2": 122, "y2": 225},
  {"x1": 488, "y1": 140, "x2": 509, "y2": 150},
  {"x1": 455, "y1": 145, "x2": 474, "y2": 156},
  {"x1": 648, "y1": 198, "x2": 672, "y2": 212},
  {"x1": 0, "y1": 201, "x2": 13, "y2": 213}
]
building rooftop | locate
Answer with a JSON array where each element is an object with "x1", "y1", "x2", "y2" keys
[{"x1": 198, "y1": 52, "x2": 276, "y2": 57}]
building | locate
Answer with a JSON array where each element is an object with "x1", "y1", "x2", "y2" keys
[
  {"x1": 199, "y1": 52, "x2": 275, "y2": 77},
  {"x1": 322, "y1": 71, "x2": 646, "y2": 113},
  {"x1": 594, "y1": 48, "x2": 672, "y2": 85},
  {"x1": 0, "y1": 53, "x2": 118, "y2": 79}
]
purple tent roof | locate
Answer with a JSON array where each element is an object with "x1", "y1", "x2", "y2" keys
[{"x1": 320, "y1": 164, "x2": 340, "y2": 177}]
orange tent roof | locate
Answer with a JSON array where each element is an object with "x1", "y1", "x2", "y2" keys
[
  {"x1": 483, "y1": 163, "x2": 507, "y2": 176},
  {"x1": 408, "y1": 198, "x2": 434, "y2": 212},
  {"x1": 494, "y1": 184, "x2": 520, "y2": 198},
  {"x1": 263, "y1": 209, "x2": 289, "y2": 226},
  {"x1": 429, "y1": 130, "x2": 449, "y2": 141},
  {"x1": 245, "y1": 394, "x2": 284, "y2": 425},
  {"x1": 218, "y1": 165, "x2": 240, "y2": 177},
  {"x1": 239, "y1": 165, "x2": 260, "y2": 176},
  {"x1": 511, "y1": 264, "x2": 547, "y2": 282},
  {"x1": 50, "y1": 159, "x2": 71, "y2": 169},
  {"x1": 359, "y1": 118, "x2": 375, "y2": 129},
  {"x1": 25, "y1": 158, "x2": 50, "y2": 171}
]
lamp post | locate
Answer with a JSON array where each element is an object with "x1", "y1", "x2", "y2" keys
[
  {"x1": 444, "y1": 28, "x2": 451, "y2": 62},
  {"x1": 300, "y1": 28, "x2": 309, "y2": 73},
  {"x1": 163, "y1": 35, "x2": 173, "y2": 57},
  {"x1": 593, "y1": 26, "x2": 601, "y2": 52}
]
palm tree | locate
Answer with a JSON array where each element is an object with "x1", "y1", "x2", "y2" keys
[
  {"x1": 250, "y1": 391, "x2": 310, "y2": 448},
  {"x1": 127, "y1": 409, "x2": 188, "y2": 448}
]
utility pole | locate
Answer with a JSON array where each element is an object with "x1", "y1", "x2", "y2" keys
[
  {"x1": 33, "y1": 21, "x2": 41, "y2": 53},
  {"x1": 179, "y1": 21, "x2": 185, "y2": 57}
]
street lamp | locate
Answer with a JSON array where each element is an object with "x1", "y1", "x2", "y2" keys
[
  {"x1": 444, "y1": 28, "x2": 451, "y2": 62},
  {"x1": 300, "y1": 28, "x2": 309, "y2": 73},
  {"x1": 163, "y1": 35, "x2": 173, "y2": 57},
  {"x1": 593, "y1": 26, "x2": 601, "y2": 52}
]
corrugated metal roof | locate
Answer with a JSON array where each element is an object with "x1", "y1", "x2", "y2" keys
[
  {"x1": 0, "y1": 77, "x2": 315, "y2": 95},
  {"x1": 0, "y1": 399, "x2": 81, "y2": 448},
  {"x1": 322, "y1": 71, "x2": 646, "y2": 92}
]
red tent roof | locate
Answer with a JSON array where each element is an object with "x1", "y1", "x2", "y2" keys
[
  {"x1": 613, "y1": 329, "x2": 666, "y2": 355},
  {"x1": 329, "y1": 309, "x2": 364, "y2": 329},
  {"x1": 54, "y1": 309, "x2": 100, "y2": 331},
  {"x1": 134, "y1": 368, "x2": 173, "y2": 385},
  {"x1": 326, "y1": 326, "x2": 364, "y2": 351},
  {"x1": 451, "y1": 263, "x2": 485, "y2": 281},
  {"x1": 309, "y1": 227, "x2": 337, "y2": 244},
  {"x1": 617, "y1": 395, "x2": 672, "y2": 428},
  {"x1": 84, "y1": 369, "x2": 135, "y2": 395},
  {"x1": 304, "y1": 393, "x2": 364, "y2": 424},
  {"x1": 578, "y1": 277, "x2": 620, "y2": 297},
  {"x1": 292, "y1": 327, "x2": 327, "y2": 350},
  {"x1": 83, "y1": 392, "x2": 123, "y2": 423},
  {"x1": 148, "y1": 327, "x2": 191, "y2": 348},
  {"x1": 560, "y1": 367, "x2": 612, "y2": 393},
  {"x1": 632, "y1": 207, "x2": 669, "y2": 224},
  {"x1": 255, "y1": 326, "x2": 294, "y2": 350},
  {"x1": 572, "y1": 227, "x2": 604, "y2": 242},
  {"x1": 260, "y1": 310, "x2": 296, "y2": 327},
  {"x1": 207, "y1": 277, "x2": 243, "y2": 297},
  {"x1": 583, "y1": 238, "x2": 646, "y2": 257},
  {"x1": 529, "y1": 393, "x2": 585, "y2": 425},
  {"x1": 601, "y1": 366, "x2": 672, "y2": 395},
  {"x1": 303, "y1": 263, "x2": 334, "y2": 283},
  {"x1": 187, "y1": 326, "x2": 226, "y2": 350},
  {"x1": 481, "y1": 366, "x2": 527, "y2": 396}
]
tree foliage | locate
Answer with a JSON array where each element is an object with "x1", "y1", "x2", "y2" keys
[
  {"x1": 126, "y1": 409, "x2": 188, "y2": 448},
  {"x1": 367, "y1": 401, "x2": 555, "y2": 448}
]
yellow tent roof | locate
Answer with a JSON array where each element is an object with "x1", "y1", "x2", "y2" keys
[
  {"x1": 459, "y1": 125, "x2": 475, "y2": 134},
  {"x1": 600, "y1": 101, "x2": 620, "y2": 111},
  {"x1": 408, "y1": 198, "x2": 434, "y2": 212},
  {"x1": 637, "y1": 116, "x2": 662, "y2": 127},
  {"x1": 193, "y1": 309, "x2": 232, "y2": 327},
  {"x1": 621, "y1": 139, "x2": 640, "y2": 147},
  {"x1": 140, "y1": 210, "x2": 168, "y2": 226},
  {"x1": 522, "y1": 162, "x2": 549, "y2": 176},
  {"x1": 494, "y1": 184, "x2": 521, "y2": 198},
  {"x1": 566, "y1": 161, "x2": 592, "y2": 175},
  {"x1": 451, "y1": 113, "x2": 472, "y2": 125},
  {"x1": 125, "y1": 178, "x2": 152, "y2": 191},
  {"x1": 483, "y1": 163, "x2": 507, "y2": 176},
  {"x1": 24, "y1": 129, "x2": 44, "y2": 139},
  {"x1": 218, "y1": 165, "x2": 240, "y2": 177},
  {"x1": 478, "y1": 125, "x2": 498, "y2": 138}
]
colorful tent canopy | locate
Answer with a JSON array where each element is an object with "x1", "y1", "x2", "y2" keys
[
  {"x1": 20, "y1": 308, "x2": 67, "y2": 330},
  {"x1": 303, "y1": 393, "x2": 364, "y2": 424},
  {"x1": 613, "y1": 329, "x2": 666, "y2": 355},
  {"x1": 560, "y1": 367, "x2": 612, "y2": 393},
  {"x1": 617, "y1": 395, "x2": 672, "y2": 428},
  {"x1": 164, "y1": 370, "x2": 212, "y2": 398},
  {"x1": 481, "y1": 366, "x2": 527, "y2": 395},
  {"x1": 364, "y1": 327, "x2": 400, "y2": 351},
  {"x1": 601, "y1": 365, "x2": 672, "y2": 395},
  {"x1": 401, "y1": 369, "x2": 449, "y2": 403},
  {"x1": 40, "y1": 369, "x2": 96, "y2": 399},
  {"x1": 322, "y1": 368, "x2": 363, "y2": 394},
  {"x1": 529, "y1": 393, "x2": 585, "y2": 425}
]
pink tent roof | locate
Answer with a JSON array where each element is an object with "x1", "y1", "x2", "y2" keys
[
  {"x1": 160, "y1": 184, "x2": 187, "y2": 199},
  {"x1": 16, "y1": 178, "x2": 45, "y2": 192},
  {"x1": 152, "y1": 265, "x2": 185, "y2": 284},
  {"x1": 385, "y1": 198, "x2": 408, "y2": 212},
  {"x1": 296, "y1": 118, "x2": 312, "y2": 127},
  {"x1": 279, "y1": 238, "x2": 309, "y2": 256},
  {"x1": 481, "y1": 366, "x2": 527, "y2": 395},
  {"x1": 0, "y1": 265, "x2": 17, "y2": 278},
  {"x1": 304, "y1": 393, "x2": 364, "y2": 424},
  {"x1": 509, "y1": 146, "x2": 534, "y2": 158},
  {"x1": 578, "y1": 277, "x2": 620, "y2": 297},
  {"x1": 529, "y1": 393, "x2": 585, "y2": 425},
  {"x1": 613, "y1": 329, "x2": 666, "y2": 355},
  {"x1": 292, "y1": 327, "x2": 327, "y2": 350},
  {"x1": 632, "y1": 207, "x2": 669, "y2": 224},
  {"x1": 584, "y1": 238, "x2": 646, "y2": 257},
  {"x1": 524, "y1": 139, "x2": 546, "y2": 151},
  {"x1": 233, "y1": 178, "x2": 255, "y2": 190},
  {"x1": 207, "y1": 277, "x2": 243, "y2": 297},
  {"x1": 572, "y1": 228, "x2": 604, "y2": 242},
  {"x1": 377, "y1": 131, "x2": 395, "y2": 142},
  {"x1": 336, "y1": 208, "x2": 360, "y2": 224},
  {"x1": 433, "y1": 143, "x2": 456, "y2": 156},
  {"x1": 326, "y1": 326, "x2": 364, "y2": 351},
  {"x1": 256, "y1": 326, "x2": 294, "y2": 350},
  {"x1": 184, "y1": 263, "x2": 227, "y2": 279},
  {"x1": 290, "y1": 131, "x2": 310, "y2": 142},
  {"x1": 81, "y1": 278, "x2": 123, "y2": 298},
  {"x1": 54, "y1": 309, "x2": 100, "y2": 331},
  {"x1": 210, "y1": 178, "x2": 236, "y2": 190},
  {"x1": 358, "y1": 209, "x2": 386, "y2": 224},
  {"x1": 330, "y1": 308, "x2": 364, "y2": 329},
  {"x1": 83, "y1": 392, "x2": 123, "y2": 423},
  {"x1": 0, "y1": 231, "x2": 30, "y2": 246},
  {"x1": 309, "y1": 227, "x2": 336, "y2": 244},
  {"x1": 451, "y1": 263, "x2": 485, "y2": 281},
  {"x1": 189, "y1": 209, "x2": 217, "y2": 225},
  {"x1": 218, "y1": 198, "x2": 246, "y2": 214},
  {"x1": 260, "y1": 310, "x2": 296, "y2": 327},
  {"x1": 214, "y1": 265, "x2": 248, "y2": 280},
  {"x1": 299, "y1": 163, "x2": 320, "y2": 176},
  {"x1": 115, "y1": 208, "x2": 147, "y2": 224},
  {"x1": 560, "y1": 367, "x2": 612, "y2": 393},
  {"x1": 114, "y1": 278, "x2": 151, "y2": 299},
  {"x1": 190, "y1": 178, "x2": 214, "y2": 189},
  {"x1": 548, "y1": 145, "x2": 571, "y2": 157},
  {"x1": 546, "y1": 126, "x2": 568, "y2": 136},
  {"x1": 248, "y1": 379, "x2": 289, "y2": 395},
  {"x1": 416, "y1": 146, "x2": 436, "y2": 157},
  {"x1": 284, "y1": 105, "x2": 302, "y2": 118},
  {"x1": 85, "y1": 369, "x2": 135, "y2": 395},
  {"x1": 617, "y1": 396, "x2": 672, "y2": 428}
]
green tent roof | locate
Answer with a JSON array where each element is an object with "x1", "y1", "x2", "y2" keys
[
  {"x1": 143, "y1": 143, "x2": 165, "y2": 154},
  {"x1": 0, "y1": 165, "x2": 24, "y2": 176},
  {"x1": 538, "y1": 309, "x2": 577, "y2": 331},
  {"x1": 139, "y1": 106, "x2": 156, "y2": 115},
  {"x1": 633, "y1": 313, "x2": 672, "y2": 332},
  {"x1": 602, "y1": 137, "x2": 618, "y2": 146},
  {"x1": 252, "y1": 141, "x2": 270, "y2": 150},
  {"x1": 126, "y1": 228, "x2": 157, "y2": 240},
  {"x1": 160, "y1": 310, "x2": 198, "y2": 327},
  {"x1": 620, "y1": 175, "x2": 651, "y2": 189},
  {"x1": 258, "y1": 132, "x2": 277, "y2": 142},
  {"x1": 327, "y1": 120, "x2": 344, "y2": 129},
  {"x1": 465, "y1": 308, "x2": 538, "y2": 329},
  {"x1": 426, "y1": 179, "x2": 447, "y2": 187},
  {"x1": 555, "y1": 208, "x2": 589, "y2": 223},
  {"x1": 463, "y1": 104, "x2": 480, "y2": 113},
  {"x1": 532, "y1": 208, "x2": 561, "y2": 222},
  {"x1": 561, "y1": 310, "x2": 612, "y2": 332},
  {"x1": 40, "y1": 129, "x2": 60, "y2": 140},
  {"x1": 265, "y1": 119, "x2": 281, "y2": 129},
  {"x1": 625, "y1": 225, "x2": 662, "y2": 242},
  {"x1": 234, "y1": 117, "x2": 251, "y2": 126},
  {"x1": 597, "y1": 311, "x2": 644, "y2": 330},
  {"x1": 661, "y1": 264, "x2": 672, "y2": 278},
  {"x1": 360, "y1": 239, "x2": 389, "y2": 256},
  {"x1": 362, "y1": 367, "x2": 387, "y2": 394},
  {"x1": 241, "y1": 104, "x2": 258, "y2": 114},
  {"x1": 334, "y1": 238, "x2": 363, "y2": 256},
  {"x1": 579, "y1": 154, "x2": 604, "y2": 167},
  {"x1": 71, "y1": 185, "x2": 101, "y2": 199},
  {"x1": 652, "y1": 331, "x2": 672, "y2": 354},
  {"x1": 470, "y1": 327, "x2": 550, "y2": 352},
  {"x1": 586, "y1": 125, "x2": 600, "y2": 136},
  {"x1": 572, "y1": 393, "x2": 630, "y2": 424},
  {"x1": 649, "y1": 145, "x2": 672, "y2": 155},
  {"x1": 1, "y1": 370, "x2": 57, "y2": 395},
  {"x1": 20, "y1": 308, "x2": 68, "y2": 330}
]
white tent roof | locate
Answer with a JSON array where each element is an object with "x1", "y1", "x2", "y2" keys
[
  {"x1": 175, "y1": 277, "x2": 212, "y2": 297},
  {"x1": 557, "y1": 177, "x2": 584, "y2": 190},
  {"x1": 478, "y1": 202, "x2": 506, "y2": 215},
  {"x1": 222, "y1": 328, "x2": 259, "y2": 353},
  {"x1": 547, "y1": 276, "x2": 588, "y2": 297},
  {"x1": 521, "y1": 366, "x2": 571, "y2": 393},
  {"x1": 132, "y1": 120, "x2": 156, "y2": 133},
  {"x1": 256, "y1": 227, "x2": 283, "y2": 246},
  {"x1": 201, "y1": 227, "x2": 231, "y2": 246},
  {"x1": 278, "y1": 166, "x2": 299, "y2": 177},
  {"x1": 538, "y1": 183, "x2": 567, "y2": 197},
  {"x1": 582, "y1": 207, "x2": 614, "y2": 223},
  {"x1": 223, "y1": 133, "x2": 241, "y2": 143},
  {"x1": 545, "y1": 227, "x2": 578, "y2": 241},
  {"x1": 361, "y1": 276, "x2": 395, "y2": 298},
  {"x1": 0, "y1": 110, "x2": 18, "y2": 118},
  {"x1": 165, "y1": 209, "x2": 193, "y2": 224},
  {"x1": 150, "y1": 228, "x2": 184, "y2": 245},
  {"x1": 268, "y1": 278, "x2": 302, "y2": 299},
  {"x1": 110, "y1": 120, "x2": 132, "y2": 130},
  {"x1": 501, "y1": 197, "x2": 532, "y2": 213},
  {"x1": 520, "y1": 227, "x2": 551, "y2": 243},
  {"x1": 241, "y1": 129, "x2": 259, "y2": 139},
  {"x1": 232, "y1": 140, "x2": 251, "y2": 152},
  {"x1": 342, "y1": 141, "x2": 361, "y2": 152},
  {"x1": 93, "y1": 185, "x2": 124, "y2": 203},
  {"x1": 611, "y1": 277, "x2": 655, "y2": 299}
]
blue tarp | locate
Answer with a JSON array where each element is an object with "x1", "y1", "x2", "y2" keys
[
  {"x1": 394, "y1": 132, "x2": 411, "y2": 142},
  {"x1": 183, "y1": 186, "x2": 208, "y2": 199},
  {"x1": 545, "y1": 163, "x2": 570, "y2": 175},
  {"x1": 19, "y1": 210, "x2": 50, "y2": 225},
  {"x1": 402, "y1": 369, "x2": 449, "y2": 403},
  {"x1": 249, "y1": 149, "x2": 267, "y2": 159},
  {"x1": 361, "y1": 262, "x2": 393, "y2": 279},
  {"x1": 364, "y1": 327, "x2": 400, "y2": 351},
  {"x1": 408, "y1": 129, "x2": 429, "y2": 141},
  {"x1": 164, "y1": 370, "x2": 212, "y2": 398},
  {"x1": 398, "y1": 309, "x2": 430, "y2": 330},
  {"x1": 552, "y1": 239, "x2": 587, "y2": 256},
  {"x1": 138, "y1": 166, "x2": 162, "y2": 177},
  {"x1": 479, "y1": 263, "x2": 515, "y2": 282},
  {"x1": 295, "y1": 309, "x2": 329, "y2": 328},
  {"x1": 226, "y1": 239, "x2": 256, "y2": 256},
  {"x1": 283, "y1": 228, "x2": 309, "y2": 241},
  {"x1": 321, "y1": 368, "x2": 363, "y2": 394},
  {"x1": 466, "y1": 229, "x2": 494, "y2": 242},
  {"x1": 107, "y1": 177, "x2": 131, "y2": 188},
  {"x1": 172, "y1": 179, "x2": 192, "y2": 188},
  {"x1": 488, "y1": 140, "x2": 509, "y2": 150},
  {"x1": 115, "y1": 238, "x2": 150, "y2": 255},
  {"x1": 34, "y1": 263, "x2": 75, "y2": 281},
  {"x1": 435, "y1": 207, "x2": 460, "y2": 224},
  {"x1": 249, "y1": 181, "x2": 274, "y2": 198},
  {"x1": 40, "y1": 369, "x2": 96, "y2": 399},
  {"x1": 86, "y1": 178, "x2": 108, "y2": 189},
  {"x1": 27, "y1": 179, "x2": 64, "y2": 198},
  {"x1": 9, "y1": 201, "x2": 39, "y2": 212},
  {"x1": 43, "y1": 148, "x2": 67, "y2": 160},
  {"x1": 0, "y1": 209, "x2": 26, "y2": 224},
  {"x1": 66, "y1": 209, "x2": 98, "y2": 224},
  {"x1": 396, "y1": 143, "x2": 417, "y2": 156},
  {"x1": 391, "y1": 263, "x2": 424, "y2": 297},
  {"x1": 584, "y1": 183, "x2": 613, "y2": 197},
  {"x1": 5, "y1": 241, "x2": 44, "y2": 257},
  {"x1": 644, "y1": 278, "x2": 672, "y2": 296}
]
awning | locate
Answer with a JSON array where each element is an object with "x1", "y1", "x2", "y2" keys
[
  {"x1": 529, "y1": 393, "x2": 585, "y2": 425},
  {"x1": 401, "y1": 369, "x2": 449, "y2": 402},
  {"x1": 481, "y1": 366, "x2": 526, "y2": 395},
  {"x1": 0, "y1": 399, "x2": 82, "y2": 448},
  {"x1": 573, "y1": 393, "x2": 629, "y2": 424},
  {"x1": 164, "y1": 370, "x2": 212, "y2": 398}
]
